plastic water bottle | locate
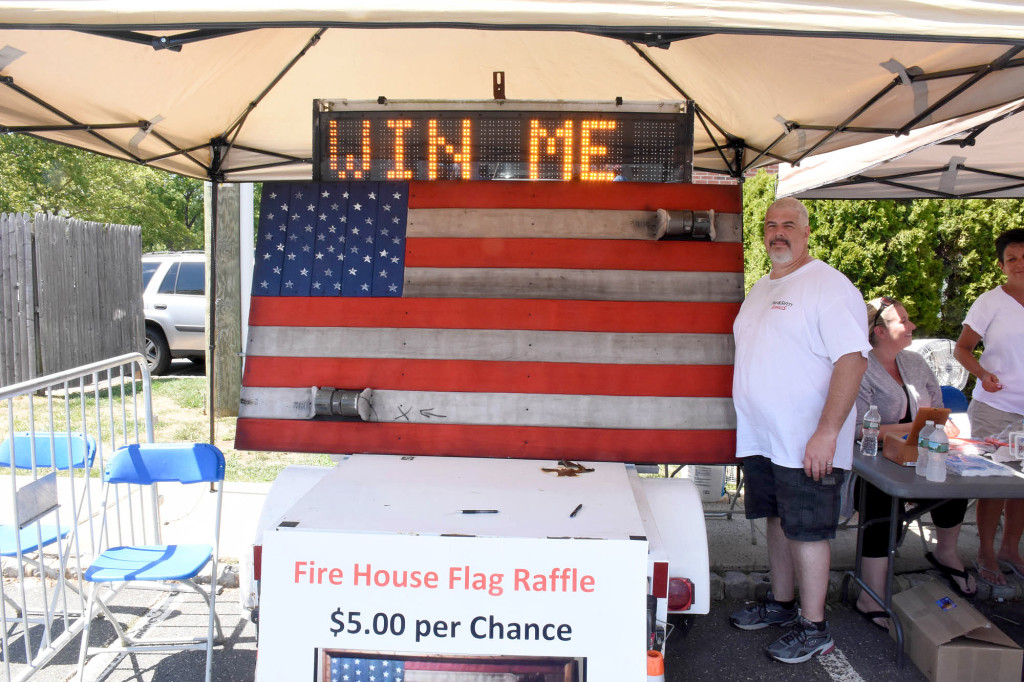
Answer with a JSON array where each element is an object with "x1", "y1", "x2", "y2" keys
[
  {"x1": 926, "y1": 426, "x2": 949, "y2": 483},
  {"x1": 860, "y1": 405, "x2": 880, "y2": 456},
  {"x1": 916, "y1": 420, "x2": 935, "y2": 477}
]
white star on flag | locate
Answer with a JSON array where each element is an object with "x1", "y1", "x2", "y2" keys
[{"x1": 252, "y1": 181, "x2": 407, "y2": 298}]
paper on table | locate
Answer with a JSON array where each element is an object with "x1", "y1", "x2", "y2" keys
[
  {"x1": 946, "y1": 452, "x2": 1016, "y2": 476},
  {"x1": 991, "y1": 445, "x2": 1016, "y2": 463}
]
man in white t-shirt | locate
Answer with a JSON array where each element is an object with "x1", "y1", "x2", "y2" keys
[{"x1": 729, "y1": 197, "x2": 869, "y2": 664}]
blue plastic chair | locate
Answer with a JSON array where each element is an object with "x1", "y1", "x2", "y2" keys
[
  {"x1": 76, "y1": 443, "x2": 225, "y2": 682},
  {"x1": 0, "y1": 432, "x2": 96, "y2": 554},
  {"x1": 941, "y1": 385, "x2": 969, "y2": 413},
  {"x1": 0, "y1": 432, "x2": 97, "y2": 618}
]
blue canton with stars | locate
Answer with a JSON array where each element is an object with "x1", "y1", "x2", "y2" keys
[
  {"x1": 328, "y1": 656, "x2": 404, "y2": 682},
  {"x1": 253, "y1": 182, "x2": 408, "y2": 298}
]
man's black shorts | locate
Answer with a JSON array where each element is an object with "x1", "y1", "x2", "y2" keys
[{"x1": 742, "y1": 455, "x2": 846, "y2": 541}]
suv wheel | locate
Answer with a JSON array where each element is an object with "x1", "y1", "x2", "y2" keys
[{"x1": 145, "y1": 327, "x2": 172, "y2": 375}]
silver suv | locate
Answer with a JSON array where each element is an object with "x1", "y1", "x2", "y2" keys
[{"x1": 142, "y1": 252, "x2": 206, "y2": 374}]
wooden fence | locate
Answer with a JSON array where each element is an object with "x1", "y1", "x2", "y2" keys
[{"x1": 0, "y1": 213, "x2": 142, "y2": 386}]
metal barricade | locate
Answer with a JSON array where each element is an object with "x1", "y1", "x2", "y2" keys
[{"x1": 1, "y1": 353, "x2": 157, "y2": 682}]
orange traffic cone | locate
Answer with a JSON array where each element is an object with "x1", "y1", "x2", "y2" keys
[{"x1": 647, "y1": 649, "x2": 665, "y2": 682}]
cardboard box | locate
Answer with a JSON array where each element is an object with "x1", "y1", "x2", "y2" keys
[
  {"x1": 891, "y1": 579, "x2": 1022, "y2": 682},
  {"x1": 882, "y1": 407, "x2": 951, "y2": 466},
  {"x1": 681, "y1": 465, "x2": 727, "y2": 502}
]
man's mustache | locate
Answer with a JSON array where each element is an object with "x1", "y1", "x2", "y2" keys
[{"x1": 769, "y1": 237, "x2": 790, "y2": 247}]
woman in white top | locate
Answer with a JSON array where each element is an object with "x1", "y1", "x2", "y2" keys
[{"x1": 954, "y1": 228, "x2": 1024, "y2": 587}]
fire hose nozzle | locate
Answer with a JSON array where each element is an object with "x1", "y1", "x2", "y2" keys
[{"x1": 312, "y1": 387, "x2": 374, "y2": 421}]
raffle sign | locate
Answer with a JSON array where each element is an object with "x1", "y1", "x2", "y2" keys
[{"x1": 256, "y1": 529, "x2": 648, "y2": 680}]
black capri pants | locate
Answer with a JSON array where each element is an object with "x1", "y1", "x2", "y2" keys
[{"x1": 854, "y1": 478, "x2": 969, "y2": 558}]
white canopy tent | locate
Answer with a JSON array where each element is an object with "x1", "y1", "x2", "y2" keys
[
  {"x1": 777, "y1": 97, "x2": 1024, "y2": 199},
  {"x1": 3, "y1": 2, "x2": 1024, "y2": 182},
  {"x1": 6, "y1": 2, "x2": 1024, "y2": 432}
]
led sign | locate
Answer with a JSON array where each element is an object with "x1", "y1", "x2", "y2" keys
[{"x1": 313, "y1": 101, "x2": 693, "y2": 183}]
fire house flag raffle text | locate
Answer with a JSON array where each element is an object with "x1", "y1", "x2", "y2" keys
[{"x1": 255, "y1": 532, "x2": 648, "y2": 681}]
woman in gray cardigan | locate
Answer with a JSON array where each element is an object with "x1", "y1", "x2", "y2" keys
[{"x1": 852, "y1": 297, "x2": 973, "y2": 631}]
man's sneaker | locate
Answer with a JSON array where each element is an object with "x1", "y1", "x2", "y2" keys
[
  {"x1": 728, "y1": 593, "x2": 799, "y2": 630},
  {"x1": 765, "y1": 616, "x2": 835, "y2": 663}
]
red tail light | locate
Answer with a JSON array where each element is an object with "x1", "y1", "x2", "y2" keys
[
  {"x1": 652, "y1": 561, "x2": 669, "y2": 598},
  {"x1": 253, "y1": 545, "x2": 263, "y2": 581},
  {"x1": 667, "y1": 577, "x2": 693, "y2": 611}
]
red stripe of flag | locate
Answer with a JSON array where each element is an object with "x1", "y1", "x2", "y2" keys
[
  {"x1": 242, "y1": 358, "x2": 734, "y2": 397},
  {"x1": 235, "y1": 419, "x2": 738, "y2": 464},
  {"x1": 405, "y1": 238, "x2": 742, "y2": 271},
  {"x1": 409, "y1": 181, "x2": 742, "y2": 213},
  {"x1": 403, "y1": 661, "x2": 566, "y2": 672},
  {"x1": 247, "y1": 298, "x2": 740, "y2": 333}
]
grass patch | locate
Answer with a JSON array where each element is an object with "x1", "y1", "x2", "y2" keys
[
  {"x1": 4, "y1": 376, "x2": 332, "y2": 483},
  {"x1": 152, "y1": 378, "x2": 205, "y2": 410},
  {"x1": 148, "y1": 378, "x2": 330, "y2": 482}
]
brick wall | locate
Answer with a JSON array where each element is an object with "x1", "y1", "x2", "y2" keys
[{"x1": 692, "y1": 165, "x2": 777, "y2": 185}]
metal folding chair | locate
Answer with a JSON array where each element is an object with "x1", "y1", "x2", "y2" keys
[
  {"x1": 76, "y1": 443, "x2": 225, "y2": 682},
  {"x1": 0, "y1": 432, "x2": 97, "y2": 621}
]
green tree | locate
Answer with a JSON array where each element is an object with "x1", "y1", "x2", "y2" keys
[
  {"x1": 934, "y1": 198, "x2": 1024, "y2": 338},
  {"x1": 740, "y1": 169, "x2": 774, "y2": 290},
  {"x1": 806, "y1": 198, "x2": 943, "y2": 334},
  {"x1": 739, "y1": 170, "x2": 1024, "y2": 339},
  {"x1": 0, "y1": 134, "x2": 204, "y2": 251}
]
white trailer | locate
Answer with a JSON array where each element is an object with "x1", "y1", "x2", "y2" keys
[{"x1": 247, "y1": 455, "x2": 709, "y2": 679}]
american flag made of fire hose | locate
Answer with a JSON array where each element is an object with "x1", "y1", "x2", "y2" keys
[
  {"x1": 326, "y1": 654, "x2": 576, "y2": 681},
  {"x1": 237, "y1": 180, "x2": 742, "y2": 464}
]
